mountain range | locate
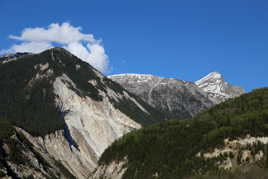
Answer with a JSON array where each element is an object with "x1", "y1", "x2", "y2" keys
[
  {"x1": 109, "y1": 72, "x2": 244, "y2": 120},
  {"x1": 0, "y1": 48, "x2": 262, "y2": 179}
]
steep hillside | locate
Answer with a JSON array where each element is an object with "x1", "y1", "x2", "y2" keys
[
  {"x1": 94, "y1": 88, "x2": 268, "y2": 179},
  {"x1": 0, "y1": 48, "x2": 164, "y2": 178},
  {"x1": 0, "y1": 123, "x2": 76, "y2": 178},
  {"x1": 109, "y1": 74, "x2": 214, "y2": 120}
]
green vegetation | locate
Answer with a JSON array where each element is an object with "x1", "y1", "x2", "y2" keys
[
  {"x1": 99, "y1": 88, "x2": 268, "y2": 179},
  {"x1": 185, "y1": 165, "x2": 268, "y2": 179},
  {"x1": 0, "y1": 52, "x2": 64, "y2": 137},
  {"x1": 0, "y1": 117, "x2": 13, "y2": 140}
]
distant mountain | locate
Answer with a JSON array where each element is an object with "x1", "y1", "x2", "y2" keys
[
  {"x1": 0, "y1": 48, "x2": 163, "y2": 178},
  {"x1": 0, "y1": 52, "x2": 30, "y2": 62},
  {"x1": 195, "y1": 72, "x2": 245, "y2": 104},
  {"x1": 109, "y1": 72, "x2": 244, "y2": 120},
  {"x1": 93, "y1": 88, "x2": 268, "y2": 179},
  {"x1": 109, "y1": 74, "x2": 214, "y2": 120}
]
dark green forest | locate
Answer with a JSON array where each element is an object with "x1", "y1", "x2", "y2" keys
[
  {"x1": 99, "y1": 88, "x2": 268, "y2": 179},
  {"x1": 186, "y1": 166, "x2": 268, "y2": 179},
  {"x1": 0, "y1": 52, "x2": 64, "y2": 137}
]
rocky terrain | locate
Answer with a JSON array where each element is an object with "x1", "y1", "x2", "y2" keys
[
  {"x1": 0, "y1": 48, "x2": 163, "y2": 178},
  {"x1": 109, "y1": 72, "x2": 244, "y2": 120},
  {"x1": 195, "y1": 72, "x2": 245, "y2": 104}
]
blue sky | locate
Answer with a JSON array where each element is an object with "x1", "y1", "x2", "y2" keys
[{"x1": 1, "y1": 0, "x2": 268, "y2": 91}]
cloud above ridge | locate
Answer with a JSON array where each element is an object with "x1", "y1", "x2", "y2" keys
[{"x1": 4, "y1": 22, "x2": 109, "y2": 73}]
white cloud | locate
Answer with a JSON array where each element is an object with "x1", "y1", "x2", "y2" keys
[
  {"x1": 9, "y1": 23, "x2": 95, "y2": 44},
  {"x1": 4, "y1": 22, "x2": 109, "y2": 73},
  {"x1": 11, "y1": 41, "x2": 53, "y2": 54}
]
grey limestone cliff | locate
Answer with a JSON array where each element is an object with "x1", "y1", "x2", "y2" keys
[
  {"x1": 195, "y1": 72, "x2": 245, "y2": 104},
  {"x1": 109, "y1": 74, "x2": 214, "y2": 120},
  {"x1": 109, "y1": 72, "x2": 245, "y2": 120}
]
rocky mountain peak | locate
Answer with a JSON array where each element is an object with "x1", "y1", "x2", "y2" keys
[
  {"x1": 195, "y1": 72, "x2": 245, "y2": 104},
  {"x1": 195, "y1": 72, "x2": 226, "y2": 94},
  {"x1": 110, "y1": 71, "x2": 245, "y2": 120},
  {"x1": 201, "y1": 71, "x2": 223, "y2": 80},
  {"x1": 109, "y1": 73, "x2": 214, "y2": 120}
]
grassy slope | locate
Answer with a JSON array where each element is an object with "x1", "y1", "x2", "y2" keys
[{"x1": 99, "y1": 88, "x2": 268, "y2": 179}]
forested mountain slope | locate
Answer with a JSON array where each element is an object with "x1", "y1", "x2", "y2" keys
[{"x1": 93, "y1": 87, "x2": 268, "y2": 179}]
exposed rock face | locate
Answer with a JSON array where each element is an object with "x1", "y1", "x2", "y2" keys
[
  {"x1": 195, "y1": 72, "x2": 245, "y2": 104},
  {"x1": 0, "y1": 127, "x2": 77, "y2": 179},
  {"x1": 198, "y1": 135, "x2": 268, "y2": 170},
  {"x1": 109, "y1": 74, "x2": 214, "y2": 120},
  {"x1": 0, "y1": 48, "x2": 163, "y2": 178},
  {"x1": 50, "y1": 73, "x2": 143, "y2": 177},
  {"x1": 92, "y1": 159, "x2": 127, "y2": 179},
  {"x1": 109, "y1": 72, "x2": 245, "y2": 120}
]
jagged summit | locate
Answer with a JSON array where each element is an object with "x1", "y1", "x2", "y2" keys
[
  {"x1": 195, "y1": 72, "x2": 226, "y2": 95},
  {"x1": 196, "y1": 72, "x2": 223, "y2": 81},
  {"x1": 195, "y1": 72, "x2": 245, "y2": 103}
]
